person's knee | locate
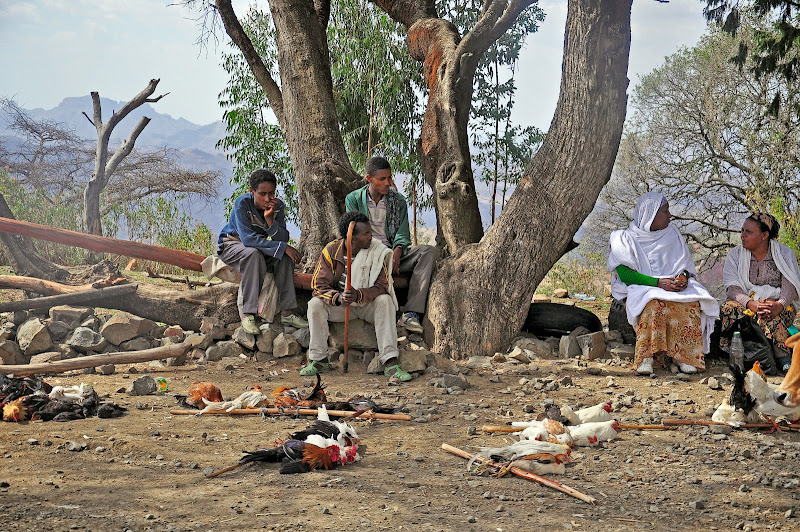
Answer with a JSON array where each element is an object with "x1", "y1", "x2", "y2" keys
[
  {"x1": 307, "y1": 297, "x2": 327, "y2": 319},
  {"x1": 373, "y1": 294, "x2": 394, "y2": 314}
]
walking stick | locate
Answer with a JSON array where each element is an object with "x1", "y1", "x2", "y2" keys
[{"x1": 343, "y1": 221, "x2": 355, "y2": 373}]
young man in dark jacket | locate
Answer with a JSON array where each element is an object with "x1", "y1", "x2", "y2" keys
[{"x1": 217, "y1": 169, "x2": 307, "y2": 334}]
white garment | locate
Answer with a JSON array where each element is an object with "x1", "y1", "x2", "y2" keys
[
  {"x1": 606, "y1": 191, "x2": 719, "y2": 351},
  {"x1": 349, "y1": 238, "x2": 398, "y2": 310},
  {"x1": 723, "y1": 241, "x2": 800, "y2": 305},
  {"x1": 201, "y1": 253, "x2": 278, "y2": 321}
]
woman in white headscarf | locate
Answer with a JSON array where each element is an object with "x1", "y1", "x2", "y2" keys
[
  {"x1": 608, "y1": 192, "x2": 719, "y2": 375},
  {"x1": 721, "y1": 212, "x2": 800, "y2": 373}
]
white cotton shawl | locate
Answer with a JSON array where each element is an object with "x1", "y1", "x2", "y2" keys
[
  {"x1": 607, "y1": 191, "x2": 719, "y2": 351},
  {"x1": 723, "y1": 240, "x2": 800, "y2": 305},
  {"x1": 349, "y1": 238, "x2": 398, "y2": 310}
]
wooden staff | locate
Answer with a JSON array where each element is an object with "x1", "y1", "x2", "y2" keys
[
  {"x1": 662, "y1": 418, "x2": 800, "y2": 431},
  {"x1": 441, "y1": 443, "x2": 596, "y2": 505},
  {"x1": 0, "y1": 283, "x2": 138, "y2": 312},
  {"x1": 170, "y1": 407, "x2": 412, "y2": 421},
  {"x1": 481, "y1": 424, "x2": 674, "y2": 434},
  {"x1": 343, "y1": 221, "x2": 355, "y2": 373}
]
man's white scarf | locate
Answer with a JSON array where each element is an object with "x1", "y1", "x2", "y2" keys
[
  {"x1": 350, "y1": 238, "x2": 398, "y2": 309},
  {"x1": 723, "y1": 240, "x2": 800, "y2": 305},
  {"x1": 607, "y1": 191, "x2": 719, "y2": 351}
]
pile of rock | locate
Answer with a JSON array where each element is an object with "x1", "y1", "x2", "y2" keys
[{"x1": 0, "y1": 306, "x2": 458, "y2": 380}]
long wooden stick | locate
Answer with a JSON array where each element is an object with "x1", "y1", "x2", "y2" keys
[
  {"x1": 662, "y1": 418, "x2": 800, "y2": 431},
  {"x1": 441, "y1": 443, "x2": 596, "y2": 504},
  {"x1": 481, "y1": 424, "x2": 674, "y2": 434},
  {"x1": 0, "y1": 343, "x2": 187, "y2": 375},
  {"x1": 343, "y1": 221, "x2": 355, "y2": 373},
  {"x1": 205, "y1": 462, "x2": 250, "y2": 479},
  {"x1": 0, "y1": 283, "x2": 138, "y2": 312},
  {"x1": 170, "y1": 407, "x2": 412, "y2": 421}
]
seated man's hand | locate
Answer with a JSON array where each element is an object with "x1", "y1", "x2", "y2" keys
[
  {"x1": 340, "y1": 288, "x2": 357, "y2": 306},
  {"x1": 285, "y1": 245, "x2": 301, "y2": 265},
  {"x1": 392, "y1": 247, "x2": 402, "y2": 276}
]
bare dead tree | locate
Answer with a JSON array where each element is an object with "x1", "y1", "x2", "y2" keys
[{"x1": 82, "y1": 79, "x2": 169, "y2": 236}]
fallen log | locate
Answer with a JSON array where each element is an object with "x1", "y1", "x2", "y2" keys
[
  {"x1": 0, "y1": 274, "x2": 239, "y2": 331},
  {"x1": 441, "y1": 443, "x2": 596, "y2": 504},
  {"x1": 0, "y1": 343, "x2": 188, "y2": 375},
  {"x1": 0, "y1": 283, "x2": 138, "y2": 312},
  {"x1": 0, "y1": 216, "x2": 205, "y2": 272},
  {"x1": 170, "y1": 407, "x2": 413, "y2": 421}
]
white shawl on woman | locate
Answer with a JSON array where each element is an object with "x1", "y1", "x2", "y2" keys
[
  {"x1": 607, "y1": 191, "x2": 719, "y2": 351},
  {"x1": 723, "y1": 240, "x2": 800, "y2": 305}
]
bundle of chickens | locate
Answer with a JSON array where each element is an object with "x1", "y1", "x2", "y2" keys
[
  {"x1": 1, "y1": 374, "x2": 126, "y2": 423},
  {"x1": 711, "y1": 335, "x2": 800, "y2": 428},
  {"x1": 176, "y1": 374, "x2": 401, "y2": 416},
  {"x1": 208, "y1": 405, "x2": 363, "y2": 476},
  {"x1": 471, "y1": 401, "x2": 620, "y2": 476}
]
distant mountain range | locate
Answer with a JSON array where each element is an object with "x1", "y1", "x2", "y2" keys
[{"x1": 3, "y1": 96, "x2": 511, "y2": 239}]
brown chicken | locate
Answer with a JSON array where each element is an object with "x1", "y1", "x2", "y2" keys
[
  {"x1": 272, "y1": 374, "x2": 327, "y2": 409},
  {"x1": 185, "y1": 382, "x2": 224, "y2": 408}
]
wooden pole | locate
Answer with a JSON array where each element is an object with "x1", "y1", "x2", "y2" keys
[
  {"x1": 481, "y1": 424, "x2": 675, "y2": 434},
  {"x1": 661, "y1": 418, "x2": 800, "y2": 431},
  {"x1": 343, "y1": 221, "x2": 355, "y2": 373},
  {"x1": 170, "y1": 407, "x2": 413, "y2": 421},
  {"x1": 0, "y1": 343, "x2": 187, "y2": 375},
  {"x1": 0, "y1": 216, "x2": 205, "y2": 272},
  {"x1": 0, "y1": 283, "x2": 138, "y2": 312},
  {"x1": 441, "y1": 443, "x2": 596, "y2": 504}
]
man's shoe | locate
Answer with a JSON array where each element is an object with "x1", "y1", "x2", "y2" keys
[
  {"x1": 282, "y1": 313, "x2": 309, "y2": 328},
  {"x1": 241, "y1": 315, "x2": 260, "y2": 335},
  {"x1": 397, "y1": 312, "x2": 424, "y2": 334},
  {"x1": 384, "y1": 364, "x2": 412, "y2": 382},
  {"x1": 300, "y1": 360, "x2": 330, "y2": 376},
  {"x1": 636, "y1": 357, "x2": 654, "y2": 375}
]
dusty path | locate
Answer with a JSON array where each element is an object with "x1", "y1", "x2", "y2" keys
[{"x1": 1, "y1": 353, "x2": 799, "y2": 532}]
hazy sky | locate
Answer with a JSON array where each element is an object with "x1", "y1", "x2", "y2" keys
[{"x1": 0, "y1": 0, "x2": 709, "y2": 130}]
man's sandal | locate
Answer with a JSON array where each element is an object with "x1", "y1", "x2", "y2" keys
[
  {"x1": 300, "y1": 360, "x2": 330, "y2": 376},
  {"x1": 384, "y1": 364, "x2": 412, "y2": 382}
]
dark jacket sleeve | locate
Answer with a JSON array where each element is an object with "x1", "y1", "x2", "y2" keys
[{"x1": 391, "y1": 194, "x2": 413, "y2": 256}]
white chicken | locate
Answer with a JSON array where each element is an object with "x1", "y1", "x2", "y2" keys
[
  {"x1": 568, "y1": 420, "x2": 619, "y2": 446},
  {"x1": 467, "y1": 439, "x2": 571, "y2": 472},
  {"x1": 196, "y1": 386, "x2": 269, "y2": 415},
  {"x1": 573, "y1": 401, "x2": 614, "y2": 423},
  {"x1": 48, "y1": 383, "x2": 87, "y2": 401}
]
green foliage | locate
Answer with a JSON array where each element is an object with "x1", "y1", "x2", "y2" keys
[
  {"x1": 106, "y1": 196, "x2": 215, "y2": 259},
  {"x1": 536, "y1": 252, "x2": 609, "y2": 299},
  {"x1": 217, "y1": 7, "x2": 296, "y2": 220},
  {"x1": 0, "y1": 171, "x2": 89, "y2": 265},
  {"x1": 704, "y1": 0, "x2": 800, "y2": 115}
]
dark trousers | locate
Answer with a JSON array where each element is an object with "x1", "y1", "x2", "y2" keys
[
  {"x1": 399, "y1": 245, "x2": 437, "y2": 314},
  {"x1": 218, "y1": 241, "x2": 297, "y2": 316}
]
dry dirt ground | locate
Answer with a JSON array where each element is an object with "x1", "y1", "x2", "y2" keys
[{"x1": 2, "y1": 345, "x2": 800, "y2": 532}]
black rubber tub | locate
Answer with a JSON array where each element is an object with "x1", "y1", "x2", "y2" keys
[{"x1": 522, "y1": 302, "x2": 603, "y2": 337}]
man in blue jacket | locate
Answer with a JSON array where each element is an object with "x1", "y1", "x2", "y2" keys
[
  {"x1": 218, "y1": 169, "x2": 308, "y2": 334},
  {"x1": 345, "y1": 156, "x2": 436, "y2": 334}
]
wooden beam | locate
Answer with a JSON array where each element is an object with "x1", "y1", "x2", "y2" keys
[
  {"x1": 0, "y1": 217, "x2": 204, "y2": 272},
  {"x1": 0, "y1": 343, "x2": 188, "y2": 375},
  {"x1": 0, "y1": 283, "x2": 138, "y2": 312}
]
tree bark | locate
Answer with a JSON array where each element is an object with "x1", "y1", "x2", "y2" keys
[
  {"x1": 0, "y1": 193, "x2": 67, "y2": 279},
  {"x1": 215, "y1": 0, "x2": 361, "y2": 268},
  {"x1": 424, "y1": 0, "x2": 632, "y2": 358}
]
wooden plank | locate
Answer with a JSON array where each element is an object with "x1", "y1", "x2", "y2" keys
[{"x1": 0, "y1": 283, "x2": 138, "y2": 312}]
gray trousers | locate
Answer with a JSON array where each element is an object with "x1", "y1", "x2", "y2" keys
[
  {"x1": 307, "y1": 294, "x2": 399, "y2": 364},
  {"x1": 218, "y1": 241, "x2": 297, "y2": 316},
  {"x1": 399, "y1": 245, "x2": 437, "y2": 314}
]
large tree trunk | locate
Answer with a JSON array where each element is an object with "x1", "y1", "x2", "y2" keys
[
  {"x1": 372, "y1": 0, "x2": 534, "y2": 253},
  {"x1": 215, "y1": 0, "x2": 361, "y2": 268},
  {"x1": 0, "y1": 193, "x2": 67, "y2": 279},
  {"x1": 425, "y1": 0, "x2": 632, "y2": 358}
]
